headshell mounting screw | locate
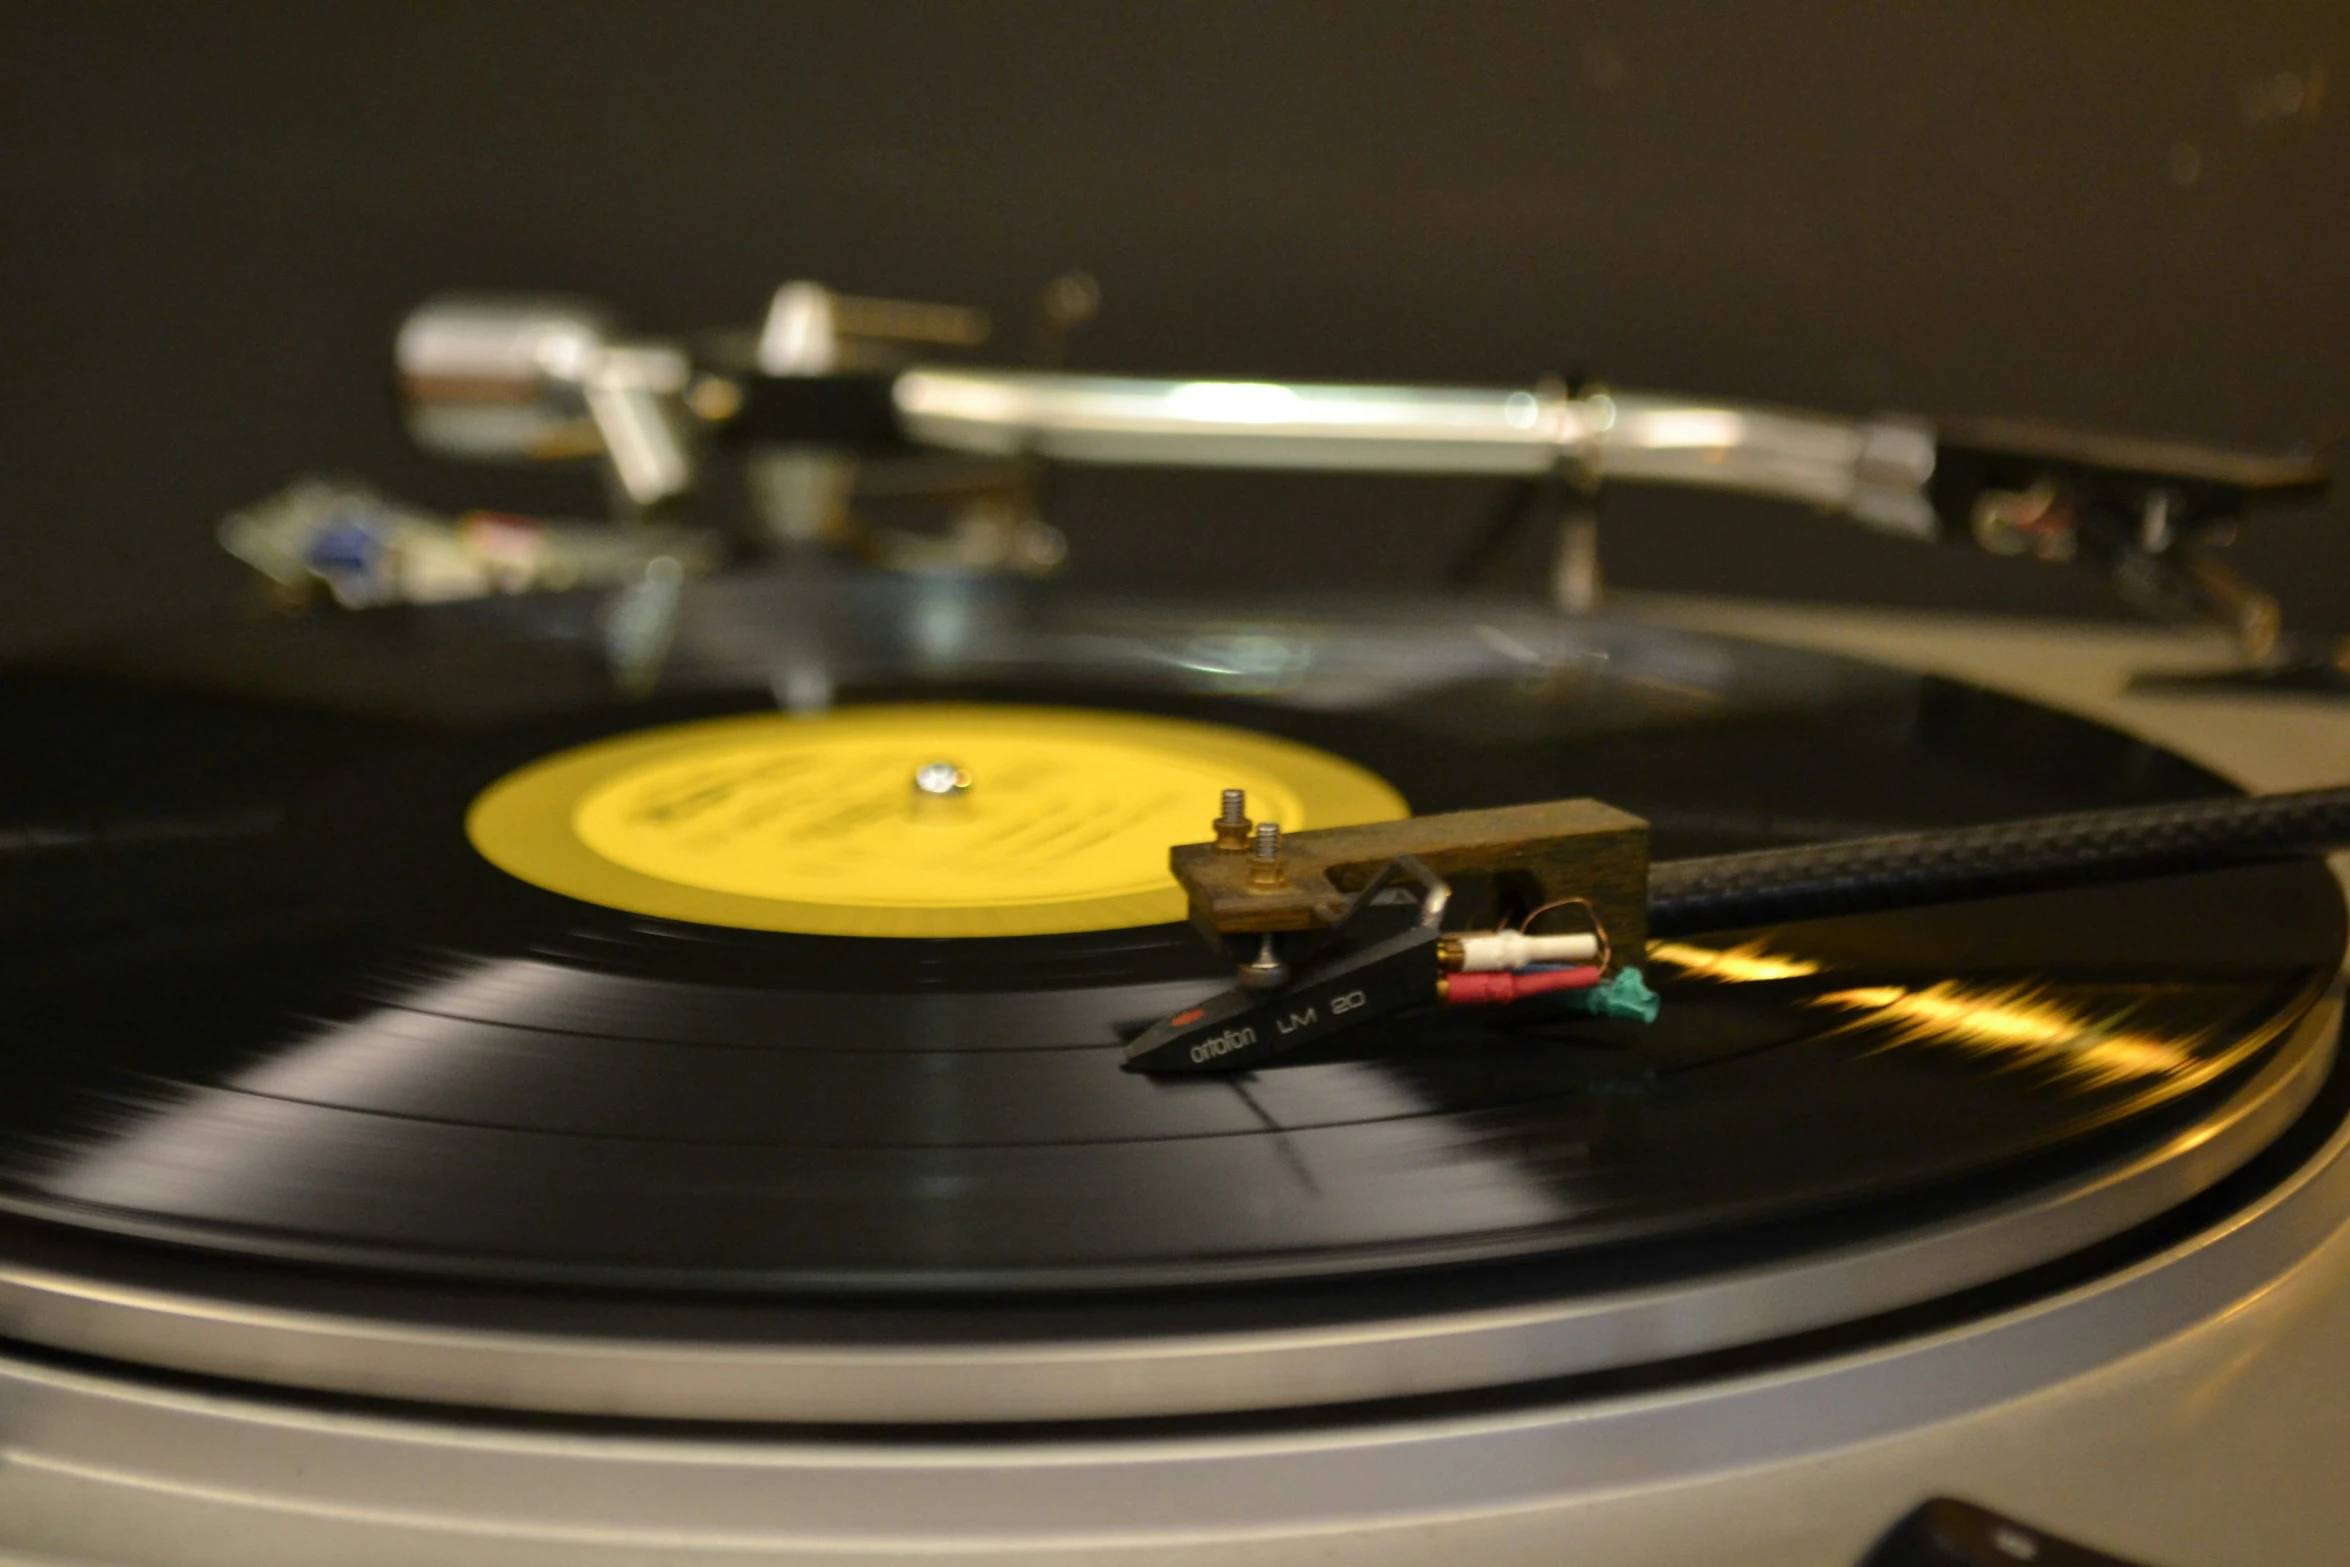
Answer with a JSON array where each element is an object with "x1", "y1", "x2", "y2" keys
[
  {"x1": 1213, "y1": 788, "x2": 1253, "y2": 851},
  {"x1": 1248, "y1": 820, "x2": 1287, "y2": 888}
]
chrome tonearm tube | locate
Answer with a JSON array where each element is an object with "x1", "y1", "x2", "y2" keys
[
  {"x1": 394, "y1": 289, "x2": 1937, "y2": 529},
  {"x1": 391, "y1": 282, "x2": 2328, "y2": 665},
  {"x1": 884, "y1": 369, "x2": 1942, "y2": 539}
]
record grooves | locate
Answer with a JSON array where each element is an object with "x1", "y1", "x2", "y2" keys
[{"x1": 0, "y1": 577, "x2": 2337, "y2": 1314}]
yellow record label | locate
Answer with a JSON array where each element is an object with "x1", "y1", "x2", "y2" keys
[{"x1": 466, "y1": 704, "x2": 1407, "y2": 937}]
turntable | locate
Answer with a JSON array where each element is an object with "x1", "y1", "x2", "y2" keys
[{"x1": 3, "y1": 282, "x2": 2348, "y2": 1567}]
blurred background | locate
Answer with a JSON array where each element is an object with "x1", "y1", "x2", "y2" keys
[{"x1": 1, "y1": 1, "x2": 2345, "y2": 653}]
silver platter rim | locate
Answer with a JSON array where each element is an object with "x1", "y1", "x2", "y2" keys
[{"x1": 0, "y1": 994, "x2": 2332, "y2": 1425}]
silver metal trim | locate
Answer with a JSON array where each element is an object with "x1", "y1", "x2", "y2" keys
[{"x1": 0, "y1": 998, "x2": 2329, "y2": 1426}]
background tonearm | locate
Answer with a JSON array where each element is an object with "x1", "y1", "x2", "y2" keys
[{"x1": 393, "y1": 282, "x2": 2329, "y2": 676}]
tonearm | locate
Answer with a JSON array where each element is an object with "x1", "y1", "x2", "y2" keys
[
  {"x1": 1125, "y1": 781, "x2": 2350, "y2": 1073},
  {"x1": 388, "y1": 279, "x2": 2329, "y2": 680}
]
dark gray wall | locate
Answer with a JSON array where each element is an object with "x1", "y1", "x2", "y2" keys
[{"x1": 3, "y1": 2, "x2": 2345, "y2": 651}]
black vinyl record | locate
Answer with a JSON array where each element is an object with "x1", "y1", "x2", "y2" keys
[{"x1": 0, "y1": 572, "x2": 2337, "y2": 1295}]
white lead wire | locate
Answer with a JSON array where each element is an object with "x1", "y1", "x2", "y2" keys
[{"x1": 1453, "y1": 930, "x2": 1601, "y2": 972}]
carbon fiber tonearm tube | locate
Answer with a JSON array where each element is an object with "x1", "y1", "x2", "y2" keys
[{"x1": 1647, "y1": 785, "x2": 2350, "y2": 936}]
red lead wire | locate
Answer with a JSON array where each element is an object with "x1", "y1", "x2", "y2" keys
[{"x1": 1439, "y1": 966, "x2": 1604, "y2": 1005}]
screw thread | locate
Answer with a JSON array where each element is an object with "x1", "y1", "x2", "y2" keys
[
  {"x1": 1253, "y1": 821, "x2": 1282, "y2": 859},
  {"x1": 1219, "y1": 788, "x2": 1247, "y2": 825}
]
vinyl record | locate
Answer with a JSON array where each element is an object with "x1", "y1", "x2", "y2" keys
[{"x1": 0, "y1": 571, "x2": 2336, "y2": 1297}]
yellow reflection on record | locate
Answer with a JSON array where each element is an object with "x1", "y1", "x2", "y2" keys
[
  {"x1": 1647, "y1": 940, "x2": 1825, "y2": 983},
  {"x1": 1810, "y1": 981, "x2": 2205, "y2": 1088}
]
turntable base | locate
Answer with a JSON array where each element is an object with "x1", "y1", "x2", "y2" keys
[{"x1": 5, "y1": 1078, "x2": 2344, "y2": 1566}]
